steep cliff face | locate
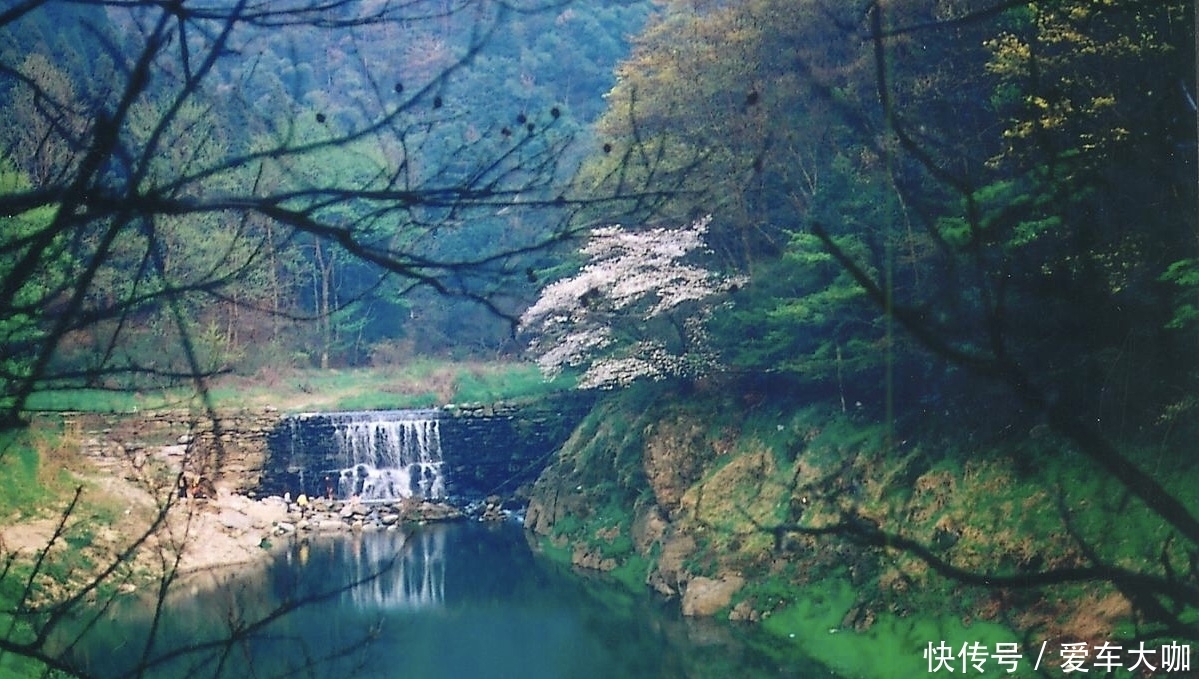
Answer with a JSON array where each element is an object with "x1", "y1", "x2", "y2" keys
[{"x1": 525, "y1": 379, "x2": 1172, "y2": 657}]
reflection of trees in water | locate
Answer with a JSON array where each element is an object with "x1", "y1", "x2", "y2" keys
[{"x1": 346, "y1": 530, "x2": 446, "y2": 610}]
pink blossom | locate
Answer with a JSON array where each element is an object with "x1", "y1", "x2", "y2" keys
[{"x1": 521, "y1": 216, "x2": 743, "y2": 388}]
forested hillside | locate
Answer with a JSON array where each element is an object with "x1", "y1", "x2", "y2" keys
[
  {"x1": 0, "y1": 0, "x2": 649, "y2": 414},
  {"x1": 565, "y1": 0, "x2": 1196, "y2": 426},
  {"x1": 521, "y1": 0, "x2": 1198, "y2": 669}
]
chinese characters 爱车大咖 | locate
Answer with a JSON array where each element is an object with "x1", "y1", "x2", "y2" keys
[{"x1": 923, "y1": 640, "x2": 1192, "y2": 673}]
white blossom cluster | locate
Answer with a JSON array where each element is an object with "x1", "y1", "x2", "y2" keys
[{"x1": 520, "y1": 216, "x2": 742, "y2": 389}]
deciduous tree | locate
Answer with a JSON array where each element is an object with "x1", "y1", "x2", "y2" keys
[
  {"x1": 583, "y1": 0, "x2": 1198, "y2": 644},
  {"x1": 520, "y1": 215, "x2": 742, "y2": 388}
]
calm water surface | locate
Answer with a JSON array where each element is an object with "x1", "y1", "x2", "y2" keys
[{"x1": 66, "y1": 521, "x2": 837, "y2": 679}]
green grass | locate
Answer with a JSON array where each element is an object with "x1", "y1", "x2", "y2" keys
[
  {"x1": 0, "y1": 426, "x2": 77, "y2": 520},
  {"x1": 22, "y1": 388, "x2": 175, "y2": 414},
  {"x1": 0, "y1": 427, "x2": 82, "y2": 679},
  {"x1": 758, "y1": 576, "x2": 1019, "y2": 678},
  {"x1": 21, "y1": 360, "x2": 577, "y2": 415}
]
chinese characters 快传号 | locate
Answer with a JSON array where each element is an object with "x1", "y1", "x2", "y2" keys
[{"x1": 924, "y1": 640, "x2": 1192, "y2": 674}]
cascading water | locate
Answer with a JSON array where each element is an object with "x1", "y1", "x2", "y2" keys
[
  {"x1": 325, "y1": 410, "x2": 445, "y2": 502},
  {"x1": 263, "y1": 398, "x2": 591, "y2": 503}
]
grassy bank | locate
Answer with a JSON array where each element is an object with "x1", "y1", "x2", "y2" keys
[
  {"x1": 0, "y1": 424, "x2": 88, "y2": 679},
  {"x1": 21, "y1": 360, "x2": 573, "y2": 415}
]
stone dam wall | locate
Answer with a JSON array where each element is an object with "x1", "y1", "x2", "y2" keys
[
  {"x1": 69, "y1": 409, "x2": 280, "y2": 493},
  {"x1": 69, "y1": 393, "x2": 594, "y2": 502},
  {"x1": 259, "y1": 394, "x2": 595, "y2": 501}
]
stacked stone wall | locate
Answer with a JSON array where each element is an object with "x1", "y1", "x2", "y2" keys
[
  {"x1": 61, "y1": 392, "x2": 594, "y2": 503},
  {"x1": 66, "y1": 409, "x2": 283, "y2": 494},
  {"x1": 262, "y1": 393, "x2": 595, "y2": 502}
]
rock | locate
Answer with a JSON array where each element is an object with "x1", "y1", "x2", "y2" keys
[
  {"x1": 648, "y1": 533, "x2": 695, "y2": 597},
  {"x1": 275, "y1": 521, "x2": 295, "y2": 534},
  {"x1": 631, "y1": 505, "x2": 668, "y2": 553},
  {"x1": 480, "y1": 499, "x2": 507, "y2": 521},
  {"x1": 238, "y1": 497, "x2": 288, "y2": 529},
  {"x1": 681, "y1": 575, "x2": 745, "y2": 617},
  {"x1": 840, "y1": 601, "x2": 876, "y2": 632},
  {"x1": 161, "y1": 444, "x2": 188, "y2": 457},
  {"x1": 571, "y1": 545, "x2": 617, "y2": 572},
  {"x1": 339, "y1": 501, "x2": 368, "y2": 519},
  {"x1": 416, "y1": 502, "x2": 462, "y2": 522},
  {"x1": 729, "y1": 600, "x2": 760, "y2": 622}
]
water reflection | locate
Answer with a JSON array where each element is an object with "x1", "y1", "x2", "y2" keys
[
  {"x1": 63, "y1": 522, "x2": 839, "y2": 679},
  {"x1": 344, "y1": 528, "x2": 446, "y2": 609}
]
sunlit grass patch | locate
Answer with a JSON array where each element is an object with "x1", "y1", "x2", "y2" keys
[
  {"x1": 21, "y1": 360, "x2": 577, "y2": 415},
  {"x1": 0, "y1": 424, "x2": 81, "y2": 521},
  {"x1": 23, "y1": 388, "x2": 179, "y2": 414}
]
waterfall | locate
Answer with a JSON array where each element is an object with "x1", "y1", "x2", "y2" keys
[
  {"x1": 264, "y1": 398, "x2": 589, "y2": 502},
  {"x1": 326, "y1": 410, "x2": 445, "y2": 502}
]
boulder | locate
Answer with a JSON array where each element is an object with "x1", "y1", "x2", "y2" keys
[
  {"x1": 571, "y1": 544, "x2": 616, "y2": 572},
  {"x1": 681, "y1": 575, "x2": 745, "y2": 617},
  {"x1": 647, "y1": 532, "x2": 695, "y2": 597}
]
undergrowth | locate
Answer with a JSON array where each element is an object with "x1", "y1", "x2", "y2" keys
[{"x1": 0, "y1": 424, "x2": 87, "y2": 679}]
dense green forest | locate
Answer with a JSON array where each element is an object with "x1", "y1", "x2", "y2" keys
[
  {"x1": 0, "y1": 0, "x2": 1196, "y2": 675},
  {"x1": 0, "y1": 0, "x2": 650, "y2": 412},
  {"x1": 4, "y1": 0, "x2": 1192, "y2": 423},
  {"x1": 519, "y1": 0, "x2": 1198, "y2": 668},
  {"x1": 574, "y1": 0, "x2": 1196, "y2": 424}
]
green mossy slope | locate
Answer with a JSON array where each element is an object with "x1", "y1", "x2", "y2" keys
[{"x1": 525, "y1": 378, "x2": 1198, "y2": 678}]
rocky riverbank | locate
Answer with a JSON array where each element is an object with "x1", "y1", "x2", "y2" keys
[
  {"x1": 524, "y1": 380, "x2": 1162, "y2": 667},
  {"x1": 166, "y1": 491, "x2": 471, "y2": 574},
  {"x1": 266, "y1": 494, "x2": 466, "y2": 535},
  {"x1": 0, "y1": 419, "x2": 506, "y2": 600}
]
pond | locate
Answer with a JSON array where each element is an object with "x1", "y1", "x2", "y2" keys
[{"x1": 62, "y1": 521, "x2": 839, "y2": 679}]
